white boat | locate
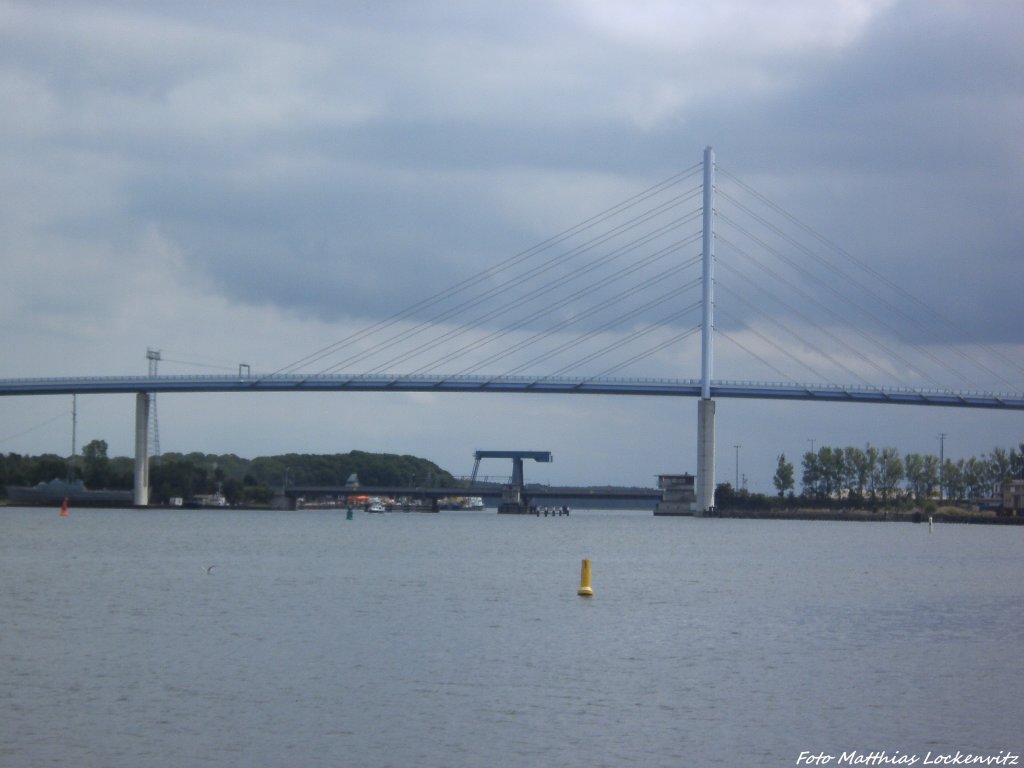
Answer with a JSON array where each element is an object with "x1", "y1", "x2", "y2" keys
[{"x1": 367, "y1": 500, "x2": 386, "y2": 513}]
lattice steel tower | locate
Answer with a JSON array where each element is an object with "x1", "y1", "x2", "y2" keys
[{"x1": 146, "y1": 348, "x2": 161, "y2": 460}]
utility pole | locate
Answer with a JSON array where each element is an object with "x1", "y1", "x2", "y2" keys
[
  {"x1": 734, "y1": 444, "x2": 741, "y2": 489},
  {"x1": 68, "y1": 394, "x2": 77, "y2": 482}
]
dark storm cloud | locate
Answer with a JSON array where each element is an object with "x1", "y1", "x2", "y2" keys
[
  {"x1": 124, "y1": 162, "x2": 541, "y2": 322},
  {"x1": 4, "y1": 0, "x2": 1022, "y2": 360},
  {"x1": 676, "y1": 1, "x2": 1024, "y2": 345}
]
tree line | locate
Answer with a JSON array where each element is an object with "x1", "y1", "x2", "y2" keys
[
  {"x1": 1, "y1": 442, "x2": 457, "y2": 506},
  {"x1": 768, "y1": 442, "x2": 1023, "y2": 506}
]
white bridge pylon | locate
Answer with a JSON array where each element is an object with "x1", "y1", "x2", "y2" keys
[{"x1": 697, "y1": 145, "x2": 716, "y2": 515}]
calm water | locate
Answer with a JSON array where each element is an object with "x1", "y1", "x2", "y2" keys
[{"x1": 2, "y1": 506, "x2": 1021, "y2": 768}]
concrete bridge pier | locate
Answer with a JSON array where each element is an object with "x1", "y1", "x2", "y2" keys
[
  {"x1": 133, "y1": 392, "x2": 150, "y2": 506},
  {"x1": 696, "y1": 397, "x2": 716, "y2": 515}
]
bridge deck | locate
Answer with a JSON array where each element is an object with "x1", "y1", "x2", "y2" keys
[{"x1": 1, "y1": 373, "x2": 1021, "y2": 409}]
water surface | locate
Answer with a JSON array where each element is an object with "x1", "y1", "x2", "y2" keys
[{"x1": 2, "y1": 507, "x2": 1021, "y2": 767}]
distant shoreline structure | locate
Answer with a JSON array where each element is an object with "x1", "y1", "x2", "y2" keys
[{"x1": 5, "y1": 479, "x2": 132, "y2": 507}]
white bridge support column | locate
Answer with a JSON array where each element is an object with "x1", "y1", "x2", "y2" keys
[
  {"x1": 133, "y1": 392, "x2": 150, "y2": 506},
  {"x1": 696, "y1": 398, "x2": 716, "y2": 514},
  {"x1": 696, "y1": 145, "x2": 716, "y2": 515}
]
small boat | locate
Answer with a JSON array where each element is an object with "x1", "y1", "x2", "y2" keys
[
  {"x1": 367, "y1": 499, "x2": 386, "y2": 513},
  {"x1": 186, "y1": 492, "x2": 228, "y2": 508}
]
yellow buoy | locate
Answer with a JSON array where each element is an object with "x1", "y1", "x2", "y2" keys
[{"x1": 577, "y1": 558, "x2": 594, "y2": 597}]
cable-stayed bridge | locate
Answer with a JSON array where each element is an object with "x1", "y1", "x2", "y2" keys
[{"x1": 2, "y1": 147, "x2": 1021, "y2": 508}]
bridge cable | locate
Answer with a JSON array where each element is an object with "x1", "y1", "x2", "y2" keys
[
  {"x1": 312, "y1": 202, "x2": 702, "y2": 376},
  {"x1": 499, "y1": 293, "x2": 702, "y2": 379},
  {"x1": 719, "y1": 165, "x2": 1024, "y2": 379},
  {"x1": 716, "y1": 194, "x2": 982, "y2": 384},
  {"x1": 390, "y1": 239, "x2": 704, "y2": 376},
  {"x1": 587, "y1": 325, "x2": 702, "y2": 380},
  {"x1": 714, "y1": 285, "x2": 877, "y2": 387},
  {"x1": 277, "y1": 170, "x2": 698, "y2": 376},
  {"x1": 407, "y1": 243, "x2": 704, "y2": 376},
  {"x1": 716, "y1": 238, "x2": 952, "y2": 388},
  {"x1": 717, "y1": 169, "x2": 1022, "y2": 387},
  {"x1": 543, "y1": 305, "x2": 703, "y2": 378},
  {"x1": 312, "y1": 195, "x2": 701, "y2": 375},
  {"x1": 411, "y1": 249, "x2": 701, "y2": 375},
  {"x1": 269, "y1": 165, "x2": 702, "y2": 377},
  {"x1": 445, "y1": 256, "x2": 703, "y2": 376},
  {"x1": 496, "y1": 290, "x2": 703, "y2": 378},
  {"x1": 713, "y1": 326, "x2": 801, "y2": 384},
  {"x1": 357, "y1": 223, "x2": 703, "y2": 375},
  {"x1": 714, "y1": 307, "x2": 838, "y2": 385},
  {"x1": 716, "y1": 211, "x2": 970, "y2": 387},
  {"x1": 0, "y1": 407, "x2": 72, "y2": 445}
]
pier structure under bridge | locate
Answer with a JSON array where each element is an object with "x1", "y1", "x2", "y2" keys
[{"x1": 278, "y1": 483, "x2": 661, "y2": 512}]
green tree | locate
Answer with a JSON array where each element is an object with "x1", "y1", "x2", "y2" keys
[
  {"x1": 845, "y1": 446, "x2": 872, "y2": 502},
  {"x1": 904, "y1": 453, "x2": 939, "y2": 501},
  {"x1": 150, "y1": 457, "x2": 210, "y2": 503},
  {"x1": 942, "y1": 458, "x2": 965, "y2": 500},
  {"x1": 30, "y1": 453, "x2": 68, "y2": 484},
  {"x1": 963, "y1": 456, "x2": 988, "y2": 499},
  {"x1": 864, "y1": 445, "x2": 881, "y2": 500},
  {"x1": 81, "y1": 439, "x2": 110, "y2": 488},
  {"x1": 985, "y1": 448, "x2": 1012, "y2": 495},
  {"x1": 818, "y1": 446, "x2": 845, "y2": 499},
  {"x1": 801, "y1": 450, "x2": 822, "y2": 498},
  {"x1": 773, "y1": 453, "x2": 795, "y2": 497},
  {"x1": 874, "y1": 447, "x2": 904, "y2": 502}
]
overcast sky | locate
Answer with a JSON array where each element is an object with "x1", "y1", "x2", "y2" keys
[{"x1": 2, "y1": 0, "x2": 1022, "y2": 490}]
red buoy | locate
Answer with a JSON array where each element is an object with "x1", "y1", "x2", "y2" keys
[{"x1": 59, "y1": 497, "x2": 69, "y2": 517}]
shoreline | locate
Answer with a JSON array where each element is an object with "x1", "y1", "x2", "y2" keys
[
  {"x1": 2, "y1": 498, "x2": 1021, "y2": 524},
  {"x1": 711, "y1": 507, "x2": 1024, "y2": 525}
]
